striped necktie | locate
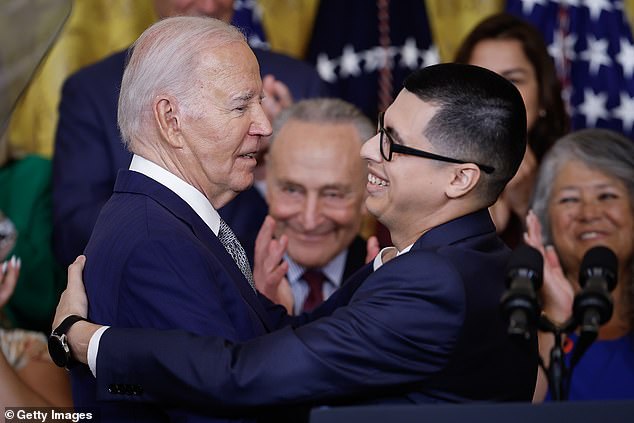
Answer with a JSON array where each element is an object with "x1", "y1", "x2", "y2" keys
[{"x1": 218, "y1": 218, "x2": 256, "y2": 292}]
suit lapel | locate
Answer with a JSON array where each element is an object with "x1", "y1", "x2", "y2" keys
[
  {"x1": 342, "y1": 236, "x2": 367, "y2": 282},
  {"x1": 114, "y1": 170, "x2": 275, "y2": 331}
]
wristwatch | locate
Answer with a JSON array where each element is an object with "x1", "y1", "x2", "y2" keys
[{"x1": 48, "y1": 315, "x2": 88, "y2": 368}]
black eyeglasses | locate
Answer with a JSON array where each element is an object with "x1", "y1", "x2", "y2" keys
[{"x1": 377, "y1": 112, "x2": 495, "y2": 174}]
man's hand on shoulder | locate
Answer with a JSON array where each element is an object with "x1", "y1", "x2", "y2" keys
[{"x1": 52, "y1": 256, "x2": 101, "y2": 365}]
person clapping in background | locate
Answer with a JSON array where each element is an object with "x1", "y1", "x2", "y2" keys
[{"x1": 526, "y1": 128, "x2": 634, "y2": 401}]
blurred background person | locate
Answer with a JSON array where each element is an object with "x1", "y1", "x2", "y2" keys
[
  {"x1": 0, "y1": 143, "x2": 64, "y2": 333},
  {"x1": 52, "y1": 0, "x2": 329, "y2": 268},
  {"x1": 0, "y1": 254, "x2": 71, "y2": 407},
  {"x1": 0, "y1": 0, "x2": 67, "y2": 334},
  {"x1": 455, "y1": 12, "x2": 569, "y2": 247},
  {"x1": 256, "y1": 98, "x2": 376, "y2": 314},
  {"x1": 526, "y1": 128, "x2": 634, "y2": 401}
]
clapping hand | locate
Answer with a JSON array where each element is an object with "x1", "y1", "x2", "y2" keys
[
  {"x1": 0, "y1": 256, "x2": 20, "y2": 309},
  {"x1": 524, "y1": 210, "x2": 574, "y2": 326},
  {"x1": 253, "y1": 216, "x2": 293, "y2": 314}
]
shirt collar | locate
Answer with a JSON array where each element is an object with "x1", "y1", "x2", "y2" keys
[
  {"x1": 286, "y1": 248, "x2": 348, "y2": 288},
  {"x1": 372, "y1": 242, "x2": 414, "y2": 271},
  {"x1": 129, "y1": 154, "x2": 221, "y2": 235}
]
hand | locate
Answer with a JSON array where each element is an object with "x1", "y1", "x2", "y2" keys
[
  {"x1": 261, "y1": 74, "x2": 294, "y2": 123},
  {"x1": 0, "y1": 256, "x2": 21, "y2": 309},
  {"x1": 364, "y1": 236, "x2": 380, "y2": 264},
  {"x1": 524, "y1": 211, "x2": 573, "y2": 326},
  {"x1": 52, "y1": 256, "x2": 89, "y2": 330},
  {"x1": 253, "y1": 216, "x2": 293, "y2": 313}
]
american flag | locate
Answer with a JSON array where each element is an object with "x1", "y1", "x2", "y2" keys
[
  {"x1": 232, "y1": 0, "x2": 269, "y2": 50},
  {"x1": 507, "y1": 0, "x2": 634, "y2": 140}
]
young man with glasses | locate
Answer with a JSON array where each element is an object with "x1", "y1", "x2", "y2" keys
[{"x1": 52, "y1": 63, "x2": 537, "y2": 414}]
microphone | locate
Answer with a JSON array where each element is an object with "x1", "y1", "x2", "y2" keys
[
  {"x1": 501, "y1": 245, "x2": 544, "y2": 340},
  {"x1": 573, "y1": 246, "x2": 618, "y2": 338}
]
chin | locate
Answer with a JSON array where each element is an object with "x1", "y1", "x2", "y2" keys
[
  {"x1": 291, "y1": 247, "x2": 332, "y2": 269},
  {"x1": 231, "y1": 176, "x2": 255, "y2": 192}
]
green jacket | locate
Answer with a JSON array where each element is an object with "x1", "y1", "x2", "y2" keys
[{"x1": 0, "y1": 155, "x2": 64, "y2": 333}]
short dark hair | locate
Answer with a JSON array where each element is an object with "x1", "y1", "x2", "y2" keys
[
  {"x1": 454, "y1": 13, "x2": 569, "y2": 161},
  {"x1": 404, "y1": 63, "x2": 527, "y2": 205}
]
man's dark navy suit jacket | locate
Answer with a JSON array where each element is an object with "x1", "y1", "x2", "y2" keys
[{"x1": 92, "y1": 209, "x2": 538, "y2": 413}]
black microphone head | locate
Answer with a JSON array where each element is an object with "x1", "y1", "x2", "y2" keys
[
  {"x1": 506, "y1": 244, "x2": 544, "y2": 290},
  {"x1": 579, "y1": 246, "x2": 618, "y2": 291}
]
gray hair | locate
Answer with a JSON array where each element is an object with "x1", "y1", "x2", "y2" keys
[
  {"x1": 271, "y1": 98, "x2": 375, "y2": 145},
  {"x1": 531, "y1": 128, "x2": 634, "y2": 327},
  {"x1": 118, "y1": 16, "x2": 246, "y2": 148},
  {"x1": 532, "y1": 128, "x2": 634, "y2": 244}
]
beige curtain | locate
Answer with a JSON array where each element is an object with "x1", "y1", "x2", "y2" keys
[{"x1": 6, "y1": 0, "x2": 156, "y2": 157}]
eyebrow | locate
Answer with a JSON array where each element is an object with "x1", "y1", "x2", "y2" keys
[
  {"x1": 321, "y1": 183, "x2": 350, "y2": 192},
  {"x1": 231, "y1": 90, "x2": 257, "y2": 103},
  {"x1": 384, "y1": 121, "x2": 406, "y2": 145},
  {"x1": 557, "y1": 183, "x2": 621, "y2": 191},
  {"x1": 500, "y1": 68, "x2": 530, "y2": 77}
]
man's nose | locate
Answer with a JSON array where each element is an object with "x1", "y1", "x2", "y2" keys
[
  {"x1": 360, "y1": 133, "x2": 382, "y2": 162},
  {"x1": 300, "y1": 195, "x2": 322, "y2": 230},
  {"x1": 251, "y1": 104, "x2": 273, "y2": 137}
]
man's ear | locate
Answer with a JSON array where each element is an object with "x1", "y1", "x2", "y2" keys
[
  {"x1": 155, "y1": 97, "x2": 183, "y2": 147},
  {"x1": 446, "y1": 163, "x2": 481, "y2": 199}
]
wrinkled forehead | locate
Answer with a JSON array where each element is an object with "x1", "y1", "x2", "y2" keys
[{"x1": 197, "y1": 42, "x2": 262, "y2": 92}]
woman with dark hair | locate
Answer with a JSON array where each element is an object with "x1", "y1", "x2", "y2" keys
[
  {"x1": 455, "y1": 13, "x2": 569, "y2": 246},
  {"x1": 526, "y1": 128, "x2": 634, "y2": 401}
]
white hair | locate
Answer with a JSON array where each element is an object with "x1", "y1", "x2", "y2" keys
[{"x1": 118, "y1": 16, "x2": 246, "y2": 149}]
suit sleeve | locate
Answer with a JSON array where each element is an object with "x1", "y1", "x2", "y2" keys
[
  {"x1": 52, "y1": 75, "x2": 121, "y2": 266},
  {"x1": 95, "y1": 252, "x2": 465, "y2": 408}
]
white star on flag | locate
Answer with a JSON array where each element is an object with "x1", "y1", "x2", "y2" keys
[
  {"x1": 400, "y1": 38, "x2": 420, "y2": 69},
  {"x1": 316, "y1": 54, "x2": 337, "y2": 83},
  {"x1": 421, "y1": 46, "x2": 440, "y2": 68},
  {"x1": 578, "y1": 89, "x2": 609, "y2": 126},
  {"x1": 612, "y1": 92, "x2": 634, "y2": 132},
  {"x1": 580, "y1": 35, "x2": 611, "y2": 75},
  {"x1": 339, "y1": 45, "x2": 362, "y2": 78},
  {"x1": 520, "y1": 0, "x2": 547, "y2": 15},
  {"x1": 617, "y1": 38, "x2": 634, "y2": 78},
  {"x1": 549, "y1": 31, "x2": 577, "y2": 64},
  {"x1": 583, "y1": 0, "x2": 612, "y2": 21}
]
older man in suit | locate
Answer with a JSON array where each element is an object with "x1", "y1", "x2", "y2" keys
[
  {"x1": 257, "y1": 98, "x2": 376, "y2": 315},
  {"x1": 55, "y1": 63, "x2": 538, "y2": 412},
  {"x1": 68, "y1": 16, "x2": 288, "y2": 423},
  {"x1": 52, "y1": 0, "x2": 327, "y2": 268}
]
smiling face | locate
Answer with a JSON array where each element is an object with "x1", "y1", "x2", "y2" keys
[
  {"x1": 266, "y1": 120, "x2": 367, "y2": 268},
  {"x1": 548, "y1": 160, "x2": 634, "y2": 278},
  {"x1": 360, "y1": 90, "x2": 454, "y2": 249},
  {"x1": 469, "y1": 38, "x2": 540, "y2": 131},
  {"x1": 177, "y1": 41, "x2": 272, "y2": 208}
]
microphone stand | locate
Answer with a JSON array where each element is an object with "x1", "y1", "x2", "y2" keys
[
  {"x1": 537, "y1": 314, "x2": 590, "y2": 401},
  {"x1": 537, "y1": 315, "x2": 567, "y2": 401}
]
